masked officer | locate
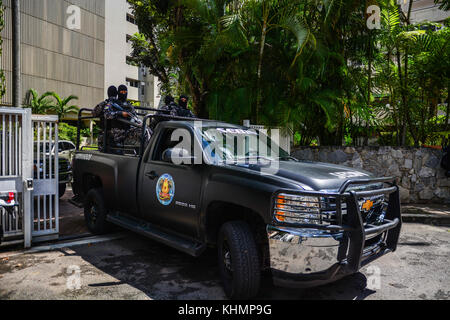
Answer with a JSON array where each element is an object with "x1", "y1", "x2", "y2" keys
[
  {"x1": 117, "y1": 85, "x2": 136, "y2": 115},
  {"x1": 160, "y1": 95, "x2": 179, "y2": 116},
  {"x1": 177, "y1": 95, "x2": 195, "y2": 118},
  {"x1": 95, "y1": 86, "x2": 125, "y2": 152},
  {"x1": 113, "y1": 84, "x2": 146, "y2": 148},
  {"x1": 149, "y1": 95, "x2": 179, "y2": 134},
  {"x1": 93, "y1": 86, "x2": 118, "y2": 119}
]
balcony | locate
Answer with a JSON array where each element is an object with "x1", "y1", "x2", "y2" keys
[{"x1": 126, "y1": 63, "x2": 139, "y2": 80}]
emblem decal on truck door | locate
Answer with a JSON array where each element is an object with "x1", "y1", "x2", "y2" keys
[{"x1": 156, "y1": 174, "x2": 175, "y2": 206}]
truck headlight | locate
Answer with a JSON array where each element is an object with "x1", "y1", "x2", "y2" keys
[{"x1": 273, "y1": 193, "x2": 322, "y2": 224}]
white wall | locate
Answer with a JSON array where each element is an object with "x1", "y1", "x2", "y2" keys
[{"x1": 104, "y1": 0, "x2": 138, "y2": 100}]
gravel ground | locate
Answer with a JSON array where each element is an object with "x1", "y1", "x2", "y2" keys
[{"x1": 0, "y1": 223, "x2": 448, "y2": 300}]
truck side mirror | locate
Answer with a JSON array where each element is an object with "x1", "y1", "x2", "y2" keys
[{"x1": 162, "y1": 148, "x2": 198, "y2": 165}]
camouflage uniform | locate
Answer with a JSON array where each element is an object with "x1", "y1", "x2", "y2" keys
[
  {"x1": 94, "y1": 100, "x2": 126, "y2": 151},
  {"x1": 95, "y1": 98, "x2": 149, "y2": 152}
]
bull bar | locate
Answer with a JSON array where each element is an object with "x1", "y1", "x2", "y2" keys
[{"x1": 268, "y1": 177, "x2": 402, "y2": 288}]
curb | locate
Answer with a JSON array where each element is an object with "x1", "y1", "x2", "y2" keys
[{"x1": 402, "y1": 214, "x2": 450, "y2": 227}]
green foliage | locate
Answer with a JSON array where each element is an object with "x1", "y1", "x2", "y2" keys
[
  {"x1": 58, "y1": 123, "x2": 78, "y2": 144},
  {"x1": 23, "y1": 89, "x2": 55, "y2": 114},
  {"x1": 129, "y1": 0, "x2": 450, "y2": 147},
  {"x1": 23, "y1": 89, "x2": 79, "y2": 119},
  {"x1": 49, "y1": 92, "x2": 79, "y2": 120}
]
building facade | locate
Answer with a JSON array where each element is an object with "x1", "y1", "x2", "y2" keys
[
  {"x1": 1, "y1": 0, "x2": 159, "y2": 112},
  {"x1": 104, "y1": 0, "x2": 159, "y2": 108},
  {"x1": 399, "y1": 0, "x2": 450, "y2": 23},
  {"x1": 1, "y1": 0, "x2": 105, "y2": 109}
]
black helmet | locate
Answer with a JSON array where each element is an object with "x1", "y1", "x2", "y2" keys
[
  {"x1": 164, "y1": 95, "x2": 175, "y2": 105},
  {"x1": 118, "y1": 85, "x2": 128, "y2": 102},
  {"x1": 107, "y1": 86, "x2": 118, "y2": 99}
]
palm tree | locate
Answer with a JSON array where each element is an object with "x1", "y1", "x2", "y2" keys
[
  {"x1": 49, "y1": 93, "x2": 79, "y2": 120},
  {"x1": 23, "y1": 89, "x2": 55, "y2": 115}
]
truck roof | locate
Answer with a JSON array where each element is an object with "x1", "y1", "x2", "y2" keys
[{"x1": 163, "y1": 120, "x2": 249, "y2": 130}]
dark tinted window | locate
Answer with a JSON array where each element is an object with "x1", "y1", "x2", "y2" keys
[{"x1": 63, "y1": 142, "x2": 76, "y2": 151}]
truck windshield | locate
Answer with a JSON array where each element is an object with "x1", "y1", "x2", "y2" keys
[{"x1": 197, "y1": 127, "x2": 291, "y2": 165}]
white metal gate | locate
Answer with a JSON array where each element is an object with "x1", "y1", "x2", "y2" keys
[
  {"x1": 0, "y1": 108, "x2": 24, "y2": 244},
  {"x1": 0, "y1": 107, "x2": 33, "y2": 247},
  {"x1": 0, "y1": 108, "x2": 60, "y2": 248},
  {"x1": 31, "y1": 115, "x2": 59, "y2": 243}
]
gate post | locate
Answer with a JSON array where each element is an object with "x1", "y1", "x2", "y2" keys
[{"x1": 22, "y1": 109, "x2": 33, "y2": 248}]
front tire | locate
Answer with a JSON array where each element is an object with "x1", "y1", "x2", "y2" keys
[
  {"x1": 84, "y1": 188, "x2": 110, "y2": 234},
  {"x1": 218, "y1": 221, "x2": 261, "y2": 300}
]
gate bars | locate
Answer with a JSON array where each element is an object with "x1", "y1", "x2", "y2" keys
[
  {"x1": 0, "y1": 107, "x2": 59, "y2": 248},
  {"x1": 31, "y1": 115, "x2": 59, "y2": 243},
  {"x1": 0, "y1": 108, "x2": 26, "y2": 244}
]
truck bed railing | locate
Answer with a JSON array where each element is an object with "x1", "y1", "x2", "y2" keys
[{"x1": 76, "y1": 107, "x2": 215, "y2": 156}]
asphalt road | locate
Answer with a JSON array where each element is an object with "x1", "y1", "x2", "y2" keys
[{"x1": 0, "y1": 223, "x2": 449, "y2": 300}]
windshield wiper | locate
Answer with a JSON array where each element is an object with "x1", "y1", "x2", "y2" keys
[{"x1": 277, "y1": 156, "x2": 299, "y2": 162}]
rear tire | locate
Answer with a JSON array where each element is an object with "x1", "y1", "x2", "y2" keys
[
  {"x1": 218, "y1": 221, "x2": 261, "y2": 300},
  {"x1": 84, "y1": 188, "x2": 110, "y2": 234}
]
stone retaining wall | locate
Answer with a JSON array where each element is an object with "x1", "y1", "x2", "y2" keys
[{"x1": 291, "y1": 147, "x2": 450, "y2": 204}]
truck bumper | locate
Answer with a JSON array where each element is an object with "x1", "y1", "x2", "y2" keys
[
  {"x1": 267, "y1": 222, "x2": 398, "y2": 288},
  {"x1": 267, "y1": 179, "x2": 402, "y2": 288}
]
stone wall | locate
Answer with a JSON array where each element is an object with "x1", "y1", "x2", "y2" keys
[{"x1": 291, "y1": 147, "x2": 450, "y2": 204}]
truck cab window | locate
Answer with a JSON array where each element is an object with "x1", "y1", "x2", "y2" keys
[{"x1": 152, "y1": 128, "x2": 178, "y2": 162}]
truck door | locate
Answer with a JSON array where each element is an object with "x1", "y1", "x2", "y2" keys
[{"x1": 138, "y1": 126, "x2": 203, "y2": 238}]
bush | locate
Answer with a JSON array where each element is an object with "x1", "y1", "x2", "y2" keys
[{"x1": 58, "y1": 123, "x2": 78, "y2": 144}]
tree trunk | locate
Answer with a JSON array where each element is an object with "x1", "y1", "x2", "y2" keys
[
  {"x1": 444, "y1": 83, "x2": 450, "y2": 132},
  {"x1": 365, "y1": 32, "x2": 373, "y2": 147},
  {"x1": 255, "y1": 19, "x2": 268, "y2": 124}
]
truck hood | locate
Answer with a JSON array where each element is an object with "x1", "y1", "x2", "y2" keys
[{"x1": 232, "y1": 160, "x2": 375, "y2": 191}]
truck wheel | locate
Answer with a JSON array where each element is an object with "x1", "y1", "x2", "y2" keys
[
  {"x1": 218, "y1": 221, "x2": 261, "y2": 300},
  {"x1": 58, "y1": 183, "x2": 66, "y2": 199},
  {"x1": 84, "y1": 188, "x2": 109, "y2": 234}
]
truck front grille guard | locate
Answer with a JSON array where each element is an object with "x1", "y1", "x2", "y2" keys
[{"x1": 271, "y1": 177, "x2": 402, "y2": 272}]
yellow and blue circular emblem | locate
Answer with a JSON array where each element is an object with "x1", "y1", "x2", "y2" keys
[{"x1": 156, "y1": 174, "x2": 175, "y2": 206}]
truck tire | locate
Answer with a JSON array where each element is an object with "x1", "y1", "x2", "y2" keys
[
  {"x1": 218, "y1": 221, "x2": 261, "y2": 300},
  {"x1": 58, "y1": 183, "x2": 66, "y2": 199},
  {"x1": 84, "y1": 188, "x2": 110, "y2": 234}
]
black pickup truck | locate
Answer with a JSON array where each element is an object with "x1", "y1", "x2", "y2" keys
[{"x1": 72, "y1": 111, "x2": 401, "y2": 299}]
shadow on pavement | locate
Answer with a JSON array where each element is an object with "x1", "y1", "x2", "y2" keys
[
  {"x1": 59, "y1": 188, "x2": 90, "y2": 237},
  {"x1": 64, "y1": 232, "x2": 376, "y2": 300}
]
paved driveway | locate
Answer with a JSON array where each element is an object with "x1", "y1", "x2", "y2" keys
[{"x1": 0, "y1": 223, "x2": 449, "y2": 300}]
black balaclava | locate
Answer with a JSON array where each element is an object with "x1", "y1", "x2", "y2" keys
[
  {"x1": 165, "y1": 95, "x2": 174, "y2": 106},
  {"x1": 118, "y1": 85, "x2": 128, "y2": 103},
  {"x1": 107, "y1": 86, "x2": 118, "y2": 100},
  {"x1": 179, "y1": 95, "x2": 189, "y2": 109}
]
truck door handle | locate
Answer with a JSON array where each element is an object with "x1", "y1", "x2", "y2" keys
[{"x1": 145, "y1": 171, "x2": 159, "y2": 180}]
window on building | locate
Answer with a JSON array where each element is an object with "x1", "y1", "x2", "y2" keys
[
  {"x1": 127, "y1": 78, "x2": 139, "y2": 88},
  {"x1": 126, "y1": 14, "x2": 136, "y2": 25}
]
